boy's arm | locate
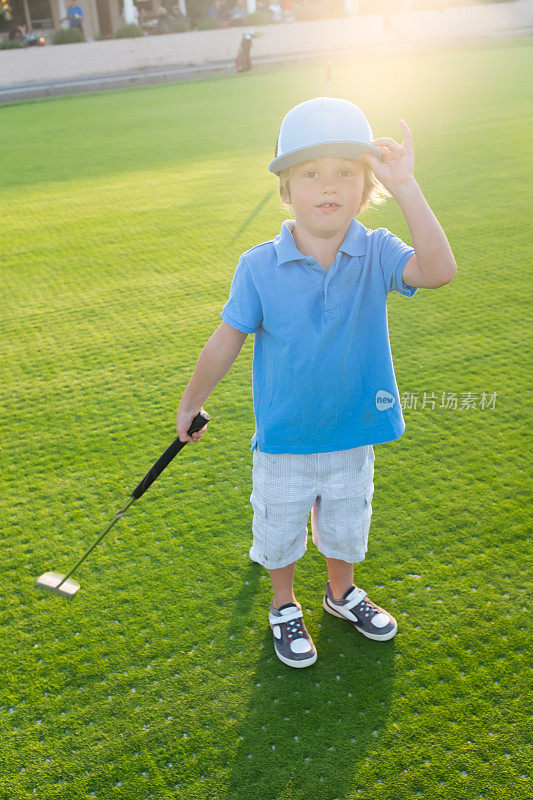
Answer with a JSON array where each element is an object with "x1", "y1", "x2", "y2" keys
[
  {"x1": 395, "y1": 180, "x2": 457, "y2": 289},
  {"x1": 361, "y1": 119, "x2": 456, "y2": 290},
  {"x1": 176, "y1": 322, "x2": 248, "y2": 442}
]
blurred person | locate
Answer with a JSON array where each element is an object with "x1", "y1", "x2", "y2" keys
[
  {"x1": 61, "y1": 0, "x2": 85, "y2": 33},
  {"x1": 188, "y1": 0, "x2": 203, "y2": 29},
  {"x1": 218, "y1": 1, "x2": 230, "y2": 27},
  {"x1": 170, "y1": 3, "x2": 189, "y2": 21},
  {"x1": 206, "y1": 0, "x2": 220, "y2": 19},
  {"x1": 213, "y1": 0, "x2": 231, "y2": 27},
  {"x1": 122, "y1": 2, "x2": 140, "y2": 24},
  {"x1": 157, "y1": 4, "x2": 169, "y2": 33},
  {"x1": 230, "y1": 0, "x2": 246, "y2": 22},
  {"x1": 282, "y1": 0, "x2": 295, "y2": 22},
  {"x1": 269, "y1": 0, "x2": 282, "y2": 22},
  {"x1": 8, "y1": 22, "x2": 26, "y2": 40}
]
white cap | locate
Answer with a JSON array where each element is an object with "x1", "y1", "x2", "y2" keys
[{"x1": 269, "y1": 96, "x2": 382, "y2": 175}]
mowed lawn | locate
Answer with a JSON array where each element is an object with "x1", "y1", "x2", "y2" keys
[{"x1": 1, "y1": 36, "x2": 530, "y2": 800}]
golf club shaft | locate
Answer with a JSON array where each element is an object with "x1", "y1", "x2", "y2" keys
[
  {"x1": 57, "y1": 496, "x2": 136, "y2": 588},
  {"x1": 54, "y1": 412, "x2": 210, "y2": 590}
]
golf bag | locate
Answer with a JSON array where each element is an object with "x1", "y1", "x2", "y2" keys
[{"x1": 236, "y1": 33, "x2": 252, "y2": 72}]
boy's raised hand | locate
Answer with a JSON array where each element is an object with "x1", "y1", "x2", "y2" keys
[{"x1": 360, "y1": 119, "x2": 415, "y2": 195}]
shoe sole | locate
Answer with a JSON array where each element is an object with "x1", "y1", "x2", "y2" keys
[
  {"x1": 274, "y1": 648, "x2": 317, "y2": 668},
  {"x1": 323, "y1": 597, "x2": 397, "y2": 641}
]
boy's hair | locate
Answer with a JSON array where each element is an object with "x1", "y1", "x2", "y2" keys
[{"x1": 278, "y1": 160, "x2": 392, "y2": 215}]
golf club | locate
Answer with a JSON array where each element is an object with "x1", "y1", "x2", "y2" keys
[{"x1": 35, "y1": 410, "x2": 210, "y2": 598}]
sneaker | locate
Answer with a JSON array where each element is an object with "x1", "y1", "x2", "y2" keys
[
  {"x1": 323, "y1": 581, "x2": 397, "y2": 641},
  {"x1": 268, "y1": 600, "x2": 317, "y2": 668}
]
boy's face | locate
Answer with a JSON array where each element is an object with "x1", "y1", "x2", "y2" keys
[{"x1": 281, "y1": 157, "x2": 365, "y2": 240}]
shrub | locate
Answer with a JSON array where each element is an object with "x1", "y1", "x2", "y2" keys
[
  {"x1": 168, "y1": 18, "x2": 190, "y2": 32},
  {"x1": 243, "y1": 12, "x2": 271, "y2": 25},
  {"x1": 197, "y1": 19, "x2": 219, "y2": 30},
  {"x1": 114, "y1": 23, "x2": 143, "y2": 38},
  {"x1": 0, "y1": 39, "x2": 26, "y2": 49},
  {"x1": 53, "y1": 27, "x2": 85, "y2": 44}
]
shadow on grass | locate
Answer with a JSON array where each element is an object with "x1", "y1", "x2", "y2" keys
[{"x1": 222, "y1": 564, "x2": 397, "y2": 800}]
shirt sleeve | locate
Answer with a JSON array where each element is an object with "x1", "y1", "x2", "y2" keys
[
  {"x1": 220, "y1": 256, "x2": 263, "y2": 334},
  {"x1": 377, "y1": 228, "x2": 417, "y2": 298}
]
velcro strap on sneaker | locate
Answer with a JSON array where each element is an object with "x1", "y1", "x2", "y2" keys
[
  {"x1": 343, "y1": 587, "x2": 366, "y2": 610},
  {"x1": 268, "y1": 606, "x2": 303, "y2": 626}
]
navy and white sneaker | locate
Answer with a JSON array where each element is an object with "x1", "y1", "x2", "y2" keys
[
  {"x1": 323, "y1": 581, "x2": 397, "y2": 641},
  {"x1": 268, "y1": 600, "x2": 317, "y2": 668}
]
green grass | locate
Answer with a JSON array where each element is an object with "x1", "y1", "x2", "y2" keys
[{"x1": 1, "y1": 36, "x2": 531, "y2": 800}]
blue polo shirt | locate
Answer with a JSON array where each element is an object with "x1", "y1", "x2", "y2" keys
[{"x1": 221, "y1": 217, "x2": 417, "y2": 454}]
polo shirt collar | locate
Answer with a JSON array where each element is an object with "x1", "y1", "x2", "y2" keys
[{"x1": 273, "y1": 217, "x2": 367, "y2": 266}]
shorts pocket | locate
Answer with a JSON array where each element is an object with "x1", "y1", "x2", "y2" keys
[
  {"x1": 363, "y1": 479, "x2": 374, "y2": 520},
  {"x1": 250, "y1": 491, "x2": 267, "y2": 520},
  {"x1": 249, "y1": 491, "x2": 269, "y2": 565},
  {"x1": 360, "y1": 480, "x2": 374, "y2": 554}
]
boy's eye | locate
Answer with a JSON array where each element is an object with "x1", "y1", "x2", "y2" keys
[{"x1": 302, "y1": 168, "x2": 357, "y2": 178}]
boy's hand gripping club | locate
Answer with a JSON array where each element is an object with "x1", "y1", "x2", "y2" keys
[{"x1": 35, "y1": 411, "x2": 210, "y2": 598}]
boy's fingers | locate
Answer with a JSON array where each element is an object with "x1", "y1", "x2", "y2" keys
[{"x1": 372, "y1": 137, "x2": 400, "y2": 148}]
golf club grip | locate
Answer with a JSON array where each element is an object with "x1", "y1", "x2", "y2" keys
[{"x1": 131, "y1": 412, "x2": 210, "y2": 499}]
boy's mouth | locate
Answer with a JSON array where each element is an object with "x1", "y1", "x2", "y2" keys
[{"x1": 316, "y1": 202, "x2": 341, "y2": 214}]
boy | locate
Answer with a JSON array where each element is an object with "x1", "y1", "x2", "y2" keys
[{"x1": 176, "y1": 97, "x2": 456, "y2": 668}]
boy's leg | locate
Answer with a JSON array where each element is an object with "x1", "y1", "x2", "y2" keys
[
  {"x1": 325, "y1": 556, "x2": 354, "y2": 600},
  {"x1": 268, "y1": 561, "x2": 297, "y2": 609},
  {"x1": 268, "y1": 560, "x2": 317, "y2": 668}
]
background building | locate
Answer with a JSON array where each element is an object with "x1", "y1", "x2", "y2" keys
[{"x1": 1, "y1": 0, "x2": 190, "y2": 38}]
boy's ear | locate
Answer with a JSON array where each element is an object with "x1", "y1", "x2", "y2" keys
[{"x1": 280, "y1": 184, "x2": 291, "y2": 204}]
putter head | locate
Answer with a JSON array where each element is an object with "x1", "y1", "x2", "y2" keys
[{"x1": 35, "y1": 572, "x2": 80, "y2": 598}]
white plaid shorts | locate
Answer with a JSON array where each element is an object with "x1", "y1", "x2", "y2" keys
[{"x1": 249, "y1": 445, "x2": 375, "y2": 570}]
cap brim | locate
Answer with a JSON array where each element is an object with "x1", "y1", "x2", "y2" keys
[{"x1": 268, "y1": 141, "x2": 382, "y2": 175}]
